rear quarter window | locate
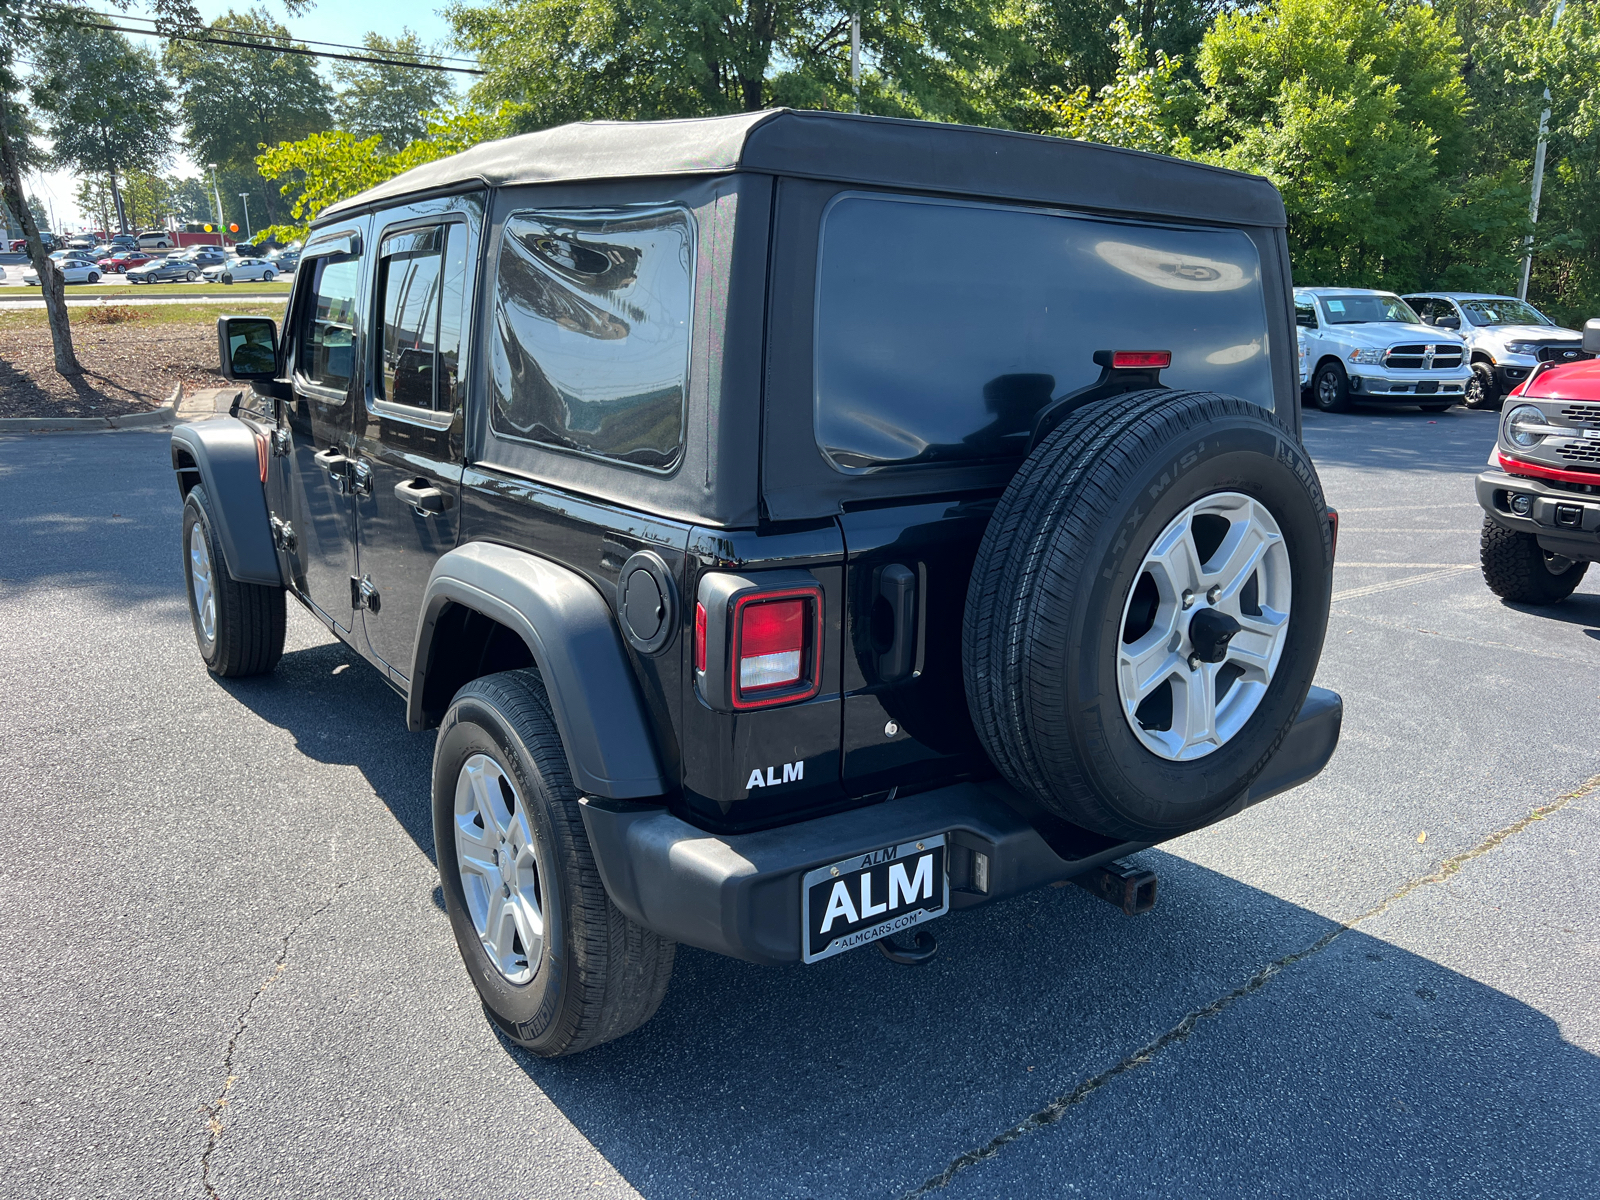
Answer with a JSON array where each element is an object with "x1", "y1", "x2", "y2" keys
[
  {"x1": 488, "y1": 205, "x2": 695, "y2": 471},
  {"x1": 814, "y1": 194, "x2": 1273, "y2": 472}
]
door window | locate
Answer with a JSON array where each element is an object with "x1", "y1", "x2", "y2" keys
[
  {"x1": 297, "y1": 256, "x2": 361, "y2": 393},
  {"x1": 373, "y1": 223, "x2": 467, "y2": 412},
  {"x1": 1294, "y1": 296, "x2": 1318, "y2": 329}
]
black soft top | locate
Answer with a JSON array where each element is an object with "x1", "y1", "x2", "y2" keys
[{"x1": 317, "y1": 108, "x2": 1286, "y2": 229}]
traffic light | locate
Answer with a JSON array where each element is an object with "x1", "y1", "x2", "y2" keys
[
  {"x1": 204, "y1": 224, "x2": 213, "y2": 232},
  {"x1": 229, "y1": 223, "x2": 239, "y2": 233}
]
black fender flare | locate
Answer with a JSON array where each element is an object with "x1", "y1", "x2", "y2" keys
[
  {"x1": 169, "y1": 419, "x2": 282, "y2": 587},
  {"x1": 411, "y1": 542, "x2": 668, "y2": 800}
]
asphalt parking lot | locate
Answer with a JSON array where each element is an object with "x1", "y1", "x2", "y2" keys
[{"x1": 3, "y1": 404, "x2": 1598, "y2": 1199}]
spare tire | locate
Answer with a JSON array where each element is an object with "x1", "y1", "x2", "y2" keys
[{"x1": 963, "y1": 390, "x2": 1332, "y2": 840}]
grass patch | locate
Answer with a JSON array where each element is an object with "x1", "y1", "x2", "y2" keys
[
  {"x1": 0, "y1": 301, "x2": 283, "y2": 330},
  {"x1": 0, "y1": 280, "x2": 293, "y2": 300}
]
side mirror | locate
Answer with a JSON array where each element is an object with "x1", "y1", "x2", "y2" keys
[
  {"x1": 1434, "y1": 314, "x2": 1460, "y2": 330},
  {"x1": 217, "y1": 315, "x2": 279, "y2": 381},
  {"x1": 1584, "y1": 319, "x2": 1600, "y2": 355}
]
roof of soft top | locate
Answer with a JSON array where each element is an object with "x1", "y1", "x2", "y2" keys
[{"x1": 316, "y1": 108, "x2": 1286, "y2": 228}]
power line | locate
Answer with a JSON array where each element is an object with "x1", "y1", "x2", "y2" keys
[
  {"x1": 84, "y1": 8, "x2": 482, "y2": 64},
  {"x1": 78, "y1": 19, "x2": 485, "y2": 73}
]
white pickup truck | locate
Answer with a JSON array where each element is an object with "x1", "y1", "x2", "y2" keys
[
  {"x1": 1295, "y1": 288, "x2": 1471, "y2": 413},
  {"x1": 1401, "y1": 292, "x2": 1590, "y2": 411}
]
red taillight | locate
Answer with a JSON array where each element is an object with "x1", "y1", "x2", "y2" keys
[
  {"x1": 694, "y1": 601, "x2": 707, "y2": 673},
  {"x1": 738, "y1": 598, "x2": 806, "y2": 692},
  {"x1": 1111, "y1": 350, "x2": 1172, "y2": 369},
  {"x1": 728, "y1": 588, "x2": 821, "y2": 709}
]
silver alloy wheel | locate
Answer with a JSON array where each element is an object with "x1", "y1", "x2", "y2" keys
[
  {"x1": 453, "y1": 753, "x2": 545, "y2": 984},
  {"x1": 1116, "y1": 491, "x2": 1292, "y2": 761},
  {"x1": 1315, "y1": 368, "x2": 1340, "y2": 408},
  {"x1": 188, "y1": 520, "x2": 217, "y2": 648}
]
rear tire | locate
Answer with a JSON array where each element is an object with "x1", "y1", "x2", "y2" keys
[
  {"x1": 1312, "y1": 362, "x2": 1350, "y2": 412},
  {"x1": 964, "y1": 390, "x2": 1332, "y2": 840},
  {"x1": 181, "y1": 486, "x2": 285, "y2": 676},
  {"x1": 1480, "y1": 518, "x2": 1587, "y2": 604},
  {"x1": 434, "y1": 670, "x2": 675, "y2": 1057}
]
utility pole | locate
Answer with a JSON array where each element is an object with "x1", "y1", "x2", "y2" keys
[
  {"x1": 239, "y1": 193, "x2": 251, "y2": 240},
  {"x1": 1519, "y1": 0, "x2": 1566, "y2": 301},
  {"x1": 208, "y1": 163, "x2": 225, "y2": 245},
  {"x1": 850, "y1": 7, "x2": 860, "y2": 113}
]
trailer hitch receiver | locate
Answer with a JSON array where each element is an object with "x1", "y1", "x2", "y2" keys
[{"x1": 1072, "y1": 859, "x2": 1158, "y2": 915}]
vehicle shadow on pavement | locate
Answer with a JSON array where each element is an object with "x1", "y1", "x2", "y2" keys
[
  {"x1": 1300, "y1": 406, "x2": 1501, "y2": 475},
  {"x1": 498, "y1": 851, "x2": 1600, "y2": 1199},
  {"x1": 220, "y1": 639, "x2": 441, "y2": 865}
]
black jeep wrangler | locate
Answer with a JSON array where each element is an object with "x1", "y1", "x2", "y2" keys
[{"x1": 174, "y1": 110, "x2": 1342, "y2": 1056}]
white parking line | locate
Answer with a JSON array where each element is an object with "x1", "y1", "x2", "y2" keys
[{"x1": 1335, "y1": 562, "x2": 1476, "y2": 568}]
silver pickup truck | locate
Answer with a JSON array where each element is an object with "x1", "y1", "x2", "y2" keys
[{"x1": 1296, "y1": 287, "x2": 1471, "y2": 412}]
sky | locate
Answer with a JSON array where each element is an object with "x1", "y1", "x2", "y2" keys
[{"x1": 29, "y1": 0, "x2": 467, "y2": 229}]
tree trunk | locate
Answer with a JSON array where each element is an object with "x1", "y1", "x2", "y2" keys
[
  {"x1": 741, "y1": 76, "x2": 764, "y2": 111},
  {"x1": 0, "y1": 95, "x2": 79, "y2": 376},
  {"x1": 109, "y1": 167, "x2": 129, "y2": 235}
]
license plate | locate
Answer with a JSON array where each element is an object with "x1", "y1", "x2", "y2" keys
[
  {"x1": 802, "y1": 835, "x2": 948, "y2": 963},
  {"x1": 1415, "y1": 381, "x2": 1439, "y2": 395}
]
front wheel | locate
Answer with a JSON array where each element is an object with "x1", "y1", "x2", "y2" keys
[
  {"x1": 1312, "y1": 362, "x2": 1351, "y2": 412},
  {"x1": 434, "y1": 670, "x2": 675, "y2": 1056},
  {"x1": 185, "y1": 270, "x2": 198, "y2": 282},
  {"x1": 262, "y1": 270, "x2": 275, "y2": 282},
  {"x1": 1480, "y1": 518, "x2": 1587, "y2": 605},
  {"x1": 1465, "y1": 363, "x2": 1501, "y2": 411},
  {"x1": 86, "y1": 272, "x2": 99, "y2": 284},
  {"x1": 220, "y1": 273, "x2": 233, "y2": 285},
  {"x1": 181, "y1": 486, "x2": 286, "y2": 675}
]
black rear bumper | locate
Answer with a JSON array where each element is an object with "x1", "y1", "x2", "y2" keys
[{"x1": 580, "y1": 686, "x2": 1343, "y2": 965}]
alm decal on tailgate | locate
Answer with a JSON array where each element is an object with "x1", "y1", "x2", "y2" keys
[{"x1": 801, "y1": 835, "x2": 949, "y2": 964}]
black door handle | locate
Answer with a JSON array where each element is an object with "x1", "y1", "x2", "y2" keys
[
  {"x1": 394, "y1": 478, "x2": 453, "y2": 516},
  {"x1": 875, "y1": 563, "x2": 917, "y2": 683}
]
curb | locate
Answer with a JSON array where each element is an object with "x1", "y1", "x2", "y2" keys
[{"x1": 0, "y1": 384, "x2": 180, "y2": 433}]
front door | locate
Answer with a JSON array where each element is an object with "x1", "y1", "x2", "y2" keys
[
  {"x1": 353, "y1": 213, "x2": 474, "y2": 680},
  {"x1": 281, "y1": 242, "x2": 363, "y2": 631}
]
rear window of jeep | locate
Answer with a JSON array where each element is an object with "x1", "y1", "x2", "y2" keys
[
  {"x1": 813, "y1": 194, "x2": 1273, "y2": 472},
  {"x1": 488, "y1": 206, "x2": 694, "y2": 471}
]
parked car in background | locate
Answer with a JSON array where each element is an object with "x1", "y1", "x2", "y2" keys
[
  {"x1": 10, "y1": 233, "x2": 60, "y2": 252},
  {"x1": 1295, "y1": 288, "x2": 1471, "y2": 412},
  {"x1": 98, "y1": 251, "x2": 156, "y2": 273},
  {"x1": 23, "y1": 260, "x2": 101, "y2": 285},
  {"x1": 136, "y1": 230, "x2": 174, "y2": 249},
  {"x1": 127, "y1": 255, "x2": 203, "y2": 284},
  {"x1": 1403, "y1": 293, "x2": 1591, "y2": 411},
  {"x1": 66, "y1": 235, "x2": 96, "y2": 250},
  {"x1": 1476, "y1": 319, "x2": 1600, "y2": 604},
  {"x1": 266, "y1": 247, "x2": 300, "y2": 273},
  {"x1": 174, "y1": 246, "x2": 227, "y2": 269},
  {"x1": 201, "y1": 256, "x2": 278, "y2": 283}
]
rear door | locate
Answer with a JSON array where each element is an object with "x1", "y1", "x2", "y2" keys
[
  {"x1": 279, "y1": 234, "x2": 364, "y2": 631},
  {"x1": 353, "y1": 200, "x2": 479, "y2": 681}
]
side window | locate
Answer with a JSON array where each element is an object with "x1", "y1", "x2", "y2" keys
[
  {"x1": 1412, "y1": 298, "x2": 1437, "y2": 324},
  {"x1": 1294, "y1": 297, "x2": 1318, "y2": 329},
  {"x1": 373, "y1": 223, "x2": 468, "y2": 412},
  {"x1": 488, "y1": 206, "x2": 693, "y2": 470},
  {"x1": 297, "y1": 255, "x2": 361, "y2": 392}
]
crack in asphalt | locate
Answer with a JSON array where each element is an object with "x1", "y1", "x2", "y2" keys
[
  {"x1": 199, "y1": 882, "x2": 349, "y2": 1200},
  {"x1": 900, "y1": 772, "x2": 1600, "y2": 1198}
]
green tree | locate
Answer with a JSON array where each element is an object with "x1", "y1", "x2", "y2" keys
[
  {"x1": 1, "y1": 2, "x2": 200, "y2": 376},
  {"x1": 447, "y1": 0, "x2": 1014, "y2": 130},
  {"x1": 32, "y1": 25, "x2": 175, "y2": 234},
  {"x1": 164, "y1": 8, "x2": 333, "y2": 224},
  {"x1": 1029, "y1": 17, "x2": 1196, "y2": 155},
  {"x1": 331, "y1": 31, "x2": 454, "y2": 149},
  {"x1": 256, "y1": 101, "x2": 506, "y2": 241},
  {"x1": 1191, "y1": 0, "x2": 1471, "y2": 290},
  {"x1": 27, "y1": 193, "x2": 49, "y2": 232},
  {"x1": 75, "y1": 175, "x2": 115, "y2": 234}
]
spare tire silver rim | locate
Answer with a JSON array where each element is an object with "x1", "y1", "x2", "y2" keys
[
  {"x1": 188, "y1": 521, "x2": 216, "y2": 647},
  {"x1": 454, "y1": 753, "x2": 545, "y2": 984},
  {"x1": 1117, "y1": 491, "x2": 1292, "y2": 761}
]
